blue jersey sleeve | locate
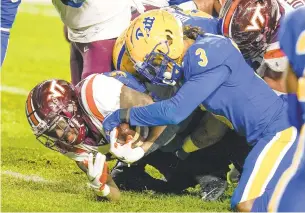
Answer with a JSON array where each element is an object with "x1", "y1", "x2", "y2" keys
[{"x1": 129, "y1": 65, "x2": 230, "y2": 126}]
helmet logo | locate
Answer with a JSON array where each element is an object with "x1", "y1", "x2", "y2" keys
[
  {"x1": 136, "y1": 28, "x2": 144, "y2": 40},
  {"x1": 135, "y1": 17, "x2": 156, "y2": 40},
  {"x1": 48, "y1": 81, "x2": 65, "y2": 100},
  {"x1": 109, "y1": 71, "x2": 127, "y2": 78},
  {"x1": 245, "y1": 3, "x2": 265, "y2": 31}
]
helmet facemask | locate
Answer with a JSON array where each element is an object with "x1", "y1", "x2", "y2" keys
[
  {"x1": 131, "y1": 41, "x2": 182, "y2": 86},
  {"x1": 125, "y1": 10, "x2": 185, "y2": 86},
  {"x1": 32, "y1": 100, "x2": 86, "y2": 153},
  {"x1": 26, "y1": 80, "x2": 86, "y2": 154}
]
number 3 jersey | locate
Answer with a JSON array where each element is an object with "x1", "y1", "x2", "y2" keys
[{"x1": 128, "y1": 34, "x2": 291, "y2": 145}]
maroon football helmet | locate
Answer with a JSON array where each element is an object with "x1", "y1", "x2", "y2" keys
[
  {"x1": 219, "y1": 0, "x2": 280, "y2": 59},
  {"x1": 25, "y1": 79, "x2": 86, "y2": 153}
]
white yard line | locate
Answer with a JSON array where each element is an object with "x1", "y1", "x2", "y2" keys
[
  {"x1": 18, "y1": 0, "x2": 59, "y2": 17},
  {"x1": 22, "y1": 0, "x2": 51, "y2": 4},
  {"x1": 2, "y1": 170, "x2": 51, "y2": 183},
  {"x1": 0, "y1": 85, "x2": 29, "y2": 96},
  {"x1": 19, "y1": 3, "x2": 59, "y2": 17}
]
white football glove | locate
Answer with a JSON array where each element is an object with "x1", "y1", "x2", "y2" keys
[
  {"x1": 87, "y1": 153, "x2": 110, "y2": 197},
  {"x1": 109, "y1": 128, "x2": 145, "y2": 164}
]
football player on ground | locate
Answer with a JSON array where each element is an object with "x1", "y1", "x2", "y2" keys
[
  {"x1": 102, "y1": 10, "x2": 298, "y2": 212},
  {"x1": 218, "y1": 0, "x2": 305, "y2": 94},
  {"x1": 25, "y1": 80, "x2": 121, "y2": 201},
  {"x1": 1, "y1": 0, "x2": 21, "y2": 66},
  {"x1": 25, "y1": 71, "x2": 248, "y2": 201},
  {"x1": 268, "y1": 7, "x2": 305, "y2": 212}
]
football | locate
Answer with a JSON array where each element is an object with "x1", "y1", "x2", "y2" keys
[{"x1": 116, "y1": 123, "x2": 144, "y2": 147}]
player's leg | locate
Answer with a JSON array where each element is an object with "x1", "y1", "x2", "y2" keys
[
  {"x1": 231, "y1": 126, "x2": 298, "y2": 212},
  {"x1": 63, "y1": 26, "x2": 84, "y2": 86},
  {"x1": 176, "y1": 112, "x2": 229, "y2": 159},
  {"x1": 1, "y1": 30, "x2": 10, "y2": 66},
  {"x1": 185, "y1": 138, "x2": 230, "y2": 201},
  {"x1": 70, "y1": 43, "x2": 83, "y2": 85},
  {"x1": 1, "y1": 0, "x2": 21, "y2": 66},
  {"x1": 268, "y1": 125, "x2": 305, "y2": 212},
  {"x1": 79, "y1": 39, "x2": 116, "y2": 80},
  {"x1": 225, "y1": 130, "x2": 252, "y2": 176},
  {"x1": 186, "y1": 130, "x2": 250, "y2": 201}
]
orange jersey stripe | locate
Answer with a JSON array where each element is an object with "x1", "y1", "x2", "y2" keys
[
  {"x1": 85, "y1": 75, "x2": 105, "y2": 122},
  {"x1": 26, "y1": 92, "x2": 39, "y2": 126},
  {"x1": 222, "y1": 0, "x2": 241, "y2": 36},
  {"x1": 264, "y1": 49, "x2": 286, "y2": 59}
]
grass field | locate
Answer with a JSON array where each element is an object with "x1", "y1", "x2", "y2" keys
[{"x1": 1, "y1": 3, "x2": 234, "y2": 211}]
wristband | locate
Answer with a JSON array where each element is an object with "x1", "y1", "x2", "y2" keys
[{"x1": 119, "y1": 108, "x2": 130, "y2": 123}]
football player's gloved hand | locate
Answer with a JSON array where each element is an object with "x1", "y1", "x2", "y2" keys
[
  {"x1": 109, "y1": 128, "x2": 145, "y2": 164},
  {"x1": 87, "y1": 153, "x2": 110, "y2": 197},
  {"x1": 103, "y1": 109, "x2": 130, "y2": 141}
]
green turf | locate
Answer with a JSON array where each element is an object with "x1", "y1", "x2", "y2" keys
[{"x1": 1, "y1": 3, "x2": 233, "y2": 211}]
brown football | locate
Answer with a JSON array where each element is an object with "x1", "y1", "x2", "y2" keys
[{"x1": 116, "y1": 123, "x2": 144, "y2": 147}]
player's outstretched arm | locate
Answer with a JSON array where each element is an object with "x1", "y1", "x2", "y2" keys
[
  {"x1": 74, "y1": 152, "x2": 121, "y2": 201},
  {"x1": 87, "y1": 153, "x2": 121, "y2": 201},
  {"x1": 127, "y1": 65, "x2": 230, "y2": 127}
]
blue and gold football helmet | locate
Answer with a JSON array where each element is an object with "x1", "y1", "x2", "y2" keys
[
  {"x1": 125, "y1": 9, "x2": 185, "y2": 86},
  {"x1": 112, "y1": 29, "x2": 137, "y2": 75}
]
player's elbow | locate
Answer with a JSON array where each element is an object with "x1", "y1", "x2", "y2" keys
[
  {"x1": 166, "y1": 111, "x2": 184, "y2": 125},
  {"x1": 169, "y1": 115, "x2": 183, "y2": 125},
  {"x1": 165, "y1": 101, "x2": 187, "y2": 125}
]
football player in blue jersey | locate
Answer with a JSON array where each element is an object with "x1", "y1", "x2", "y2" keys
[
  {"x1": 102, "y1": 9, "x2": 299, "y2": 211},
  {"x1": 1, "y1": 0, "x2": 21, "y2": 66},
  {"x1": 268, "y1": 7, "x2": 305, "y2": 212}
]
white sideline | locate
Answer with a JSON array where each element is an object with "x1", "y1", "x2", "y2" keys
[
  {"x1": 0, "y1": 85, "x2": 29, "y2": 96},
  {"x1": 2, "y1": 170, "x2": 51, "y2": 183},
  {"x1": 22, "y1": 0, "x2": 51, "y2": 4},
  {"x1": 19, "y1": 0, "x2": 59, "y2": 17}
]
